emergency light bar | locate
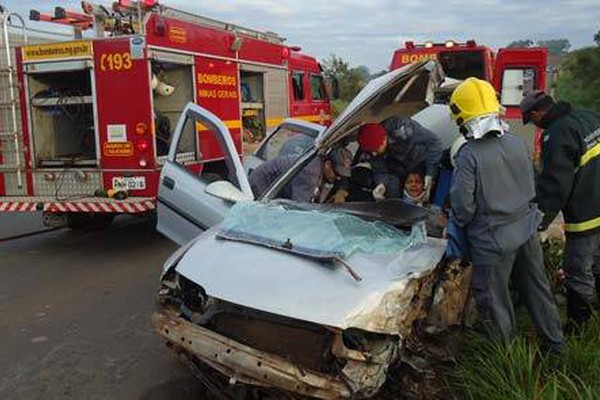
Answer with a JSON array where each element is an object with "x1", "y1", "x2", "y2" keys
[
  {"x1": 116, "y1": 0, "x2": 158, "y2": 10},
  {"x1": 404, "y1": 39, "x2": 478, "y2": 49}
]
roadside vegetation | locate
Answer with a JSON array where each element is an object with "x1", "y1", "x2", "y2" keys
[
  {"x1": 555, "y1": 33, "x2": 600, "y2": 113},
  {"x1": 453, "y1": 315, "x2": 600, "y2": 399},
  {"x1": 452, "y1": 235, "x2": 600, "y2": 399},
  {"x1": 322, "y1": 54, "x2": 384, "y2": 117}
]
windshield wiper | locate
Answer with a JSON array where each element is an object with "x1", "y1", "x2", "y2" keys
[{"x1": 215, "y1": 230, "x2": 362, "y2": 282}]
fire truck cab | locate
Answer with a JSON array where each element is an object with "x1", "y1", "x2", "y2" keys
[
  {"x1": 0, "y1": 2, "x2": 333, "y2": 228},
  {"x1": 391, "y1": 40, "x2": 547, "y2": 154}
]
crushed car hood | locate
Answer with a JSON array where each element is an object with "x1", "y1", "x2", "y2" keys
[{"x1": 173, "y1": 225, "x2": 446, "y2": 335}]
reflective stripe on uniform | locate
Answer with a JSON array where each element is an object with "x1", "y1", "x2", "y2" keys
[
  {"x1": 580, "y1": 141, "x2": 600, "y2": 167},
  {"x1": 564, "y1": 215, "x2": 600, "y2": 233}
]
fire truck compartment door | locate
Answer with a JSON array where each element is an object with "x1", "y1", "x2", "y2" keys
[{"x1": 157, "y1": 103, "x2": 253, "y2": 245}]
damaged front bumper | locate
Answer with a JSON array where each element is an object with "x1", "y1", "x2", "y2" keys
[
  {"x1": 153, "y1": 257, "x2": 473, "y2": 399},
  {"x1": 153, "y1": 309, "x2": 397, "y2": 399}
]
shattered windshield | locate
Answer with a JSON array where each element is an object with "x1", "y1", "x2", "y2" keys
[{"x1": 218, "y1": 201, "x2": 428, "y2": 260}]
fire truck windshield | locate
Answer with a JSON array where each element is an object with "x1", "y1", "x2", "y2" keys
[{"x1": 438, "y1": 49, "x2": 485, "y2": 80}]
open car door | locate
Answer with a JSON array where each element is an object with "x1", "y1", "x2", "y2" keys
[{"x1": 157, "y1": 103, "x2": 253, "y2": 245}]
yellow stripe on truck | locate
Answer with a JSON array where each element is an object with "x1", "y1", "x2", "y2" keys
[
  {"x1": 266, "y1": 117, "x2": 285, "y2": 127},
  {"x1": 266, "y1": 114, "x2": 331, "y2": 128},
  {"x1": 195, "y1": 114, "x2": 331, "y2": 131},
  {"x1": 196, "y1": 120, "x2": 241, "y2": 131},
  {"x1": 296, "y1": 115, "x2": 324, "y2": 123}
]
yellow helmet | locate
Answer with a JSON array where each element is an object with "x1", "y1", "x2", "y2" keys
[{"x1": 449, "y1": 77, "x2": 500, "y2": 125}]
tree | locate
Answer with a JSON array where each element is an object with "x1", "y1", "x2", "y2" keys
[
  {"x1": 371, "y1": 70, "x2": 388, "y2": 79},
  {"x1": 322, "y1": 54, "x2": 371, "y2": 115},
  {"x1": 507, "y1": 39, "x2": 533, "y2": 48},
  {"x1": 595, "y1": 29, "x2": 600, "y2": 46},
  {"x1": 556, "y1": 34, "x2": 600, "y2": 113},
  {"x1": 537, "y1": 39, "x2": 571, "y2": 56}
]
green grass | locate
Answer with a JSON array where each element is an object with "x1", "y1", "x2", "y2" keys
[
  {"x1": 452, "y1": 237, "x2": 600, "y2": 399},
  {"x1": 453, "y1": 314, "x2": 600, "y2": 399}
]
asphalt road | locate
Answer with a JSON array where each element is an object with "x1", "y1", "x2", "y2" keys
[{"x1": 0, "y1": 214, "x2": 209, "y2": 400}]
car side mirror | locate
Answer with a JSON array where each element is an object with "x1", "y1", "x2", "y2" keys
[{"x1": 205, "y1": 180, "x2": 254, "y2": 203}]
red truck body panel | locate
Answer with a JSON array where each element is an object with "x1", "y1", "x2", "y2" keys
[
  {"x1": 390, "y1": 41, "x2": 547, "y2": 155},
  {"x1": 0, "y1": 7, "x2": 332, "y2": 214}
]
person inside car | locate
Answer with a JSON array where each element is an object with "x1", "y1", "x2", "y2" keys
[
  {"x1": 403, "y1": 171, "x2": 427, "y2": 205},
  {"x1": 249, "y1": 147, "x2": 352, "y2": 203},
  {"x1": 357, "y1": 117, "x2": 443, "y2": 201}
]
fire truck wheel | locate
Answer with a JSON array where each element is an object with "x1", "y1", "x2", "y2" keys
[{"x1": 67, "y1": 213, "x2": 115, "y2": 231}]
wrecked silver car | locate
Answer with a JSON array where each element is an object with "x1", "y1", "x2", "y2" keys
[{"x1": 152, "y1": 60, "x2": 473, "y2": 399}]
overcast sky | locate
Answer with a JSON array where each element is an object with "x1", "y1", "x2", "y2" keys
[{"x1": 7, "y1": 0, "x2": 600, "y2": 71}]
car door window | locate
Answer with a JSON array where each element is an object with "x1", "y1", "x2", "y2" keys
[{"x1": 255, "y1": 125, "x2": 315, "y2": 161}]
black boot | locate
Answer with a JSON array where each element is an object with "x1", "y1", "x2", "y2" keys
[{"x1": 565, "y1": 289, "x2": 592, "y2": 335}]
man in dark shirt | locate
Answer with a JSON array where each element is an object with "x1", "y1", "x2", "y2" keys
[
  {"x1": 249, "y1": 147, "x2": 352, "y2": 202},
  {"x1": 521, "y1": 90, "x2": 600, "y2": 331},
  {"x1": 357, "y1": 117, "x2": 442, "y2": 200}
]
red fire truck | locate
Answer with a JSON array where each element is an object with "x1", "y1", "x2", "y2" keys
[
  {"x1": 391, "y1": 40, "x2": 547, "y2": 154},
  {"x1": 0, "y1": 1, "x2": 334, "y2": 228}
]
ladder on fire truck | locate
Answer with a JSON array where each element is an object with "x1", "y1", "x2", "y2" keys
[
  {"x1": 159, "y1": 5, "x2": 286, "y2": 44},
  {"x1": 0, "y1": 6, "x2": 26, "y2": 189}
]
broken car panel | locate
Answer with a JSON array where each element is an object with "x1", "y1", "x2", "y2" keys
[{"x1": 153, "y1": 60, "x2": 472, "y2": 398}]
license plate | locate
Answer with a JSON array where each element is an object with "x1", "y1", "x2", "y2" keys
[{"x1": 112, "y1": 176, "x2": 146, "y2": 191}]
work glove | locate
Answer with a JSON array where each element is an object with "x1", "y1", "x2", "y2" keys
[
  {"x1": 372, "y1": 183, "x2": 386, "y2": 201},
  {"x1": 331, "y1": 189, "x2": 349, "y2": 204},
  {"x1": 422, "y1": 175, "x2": 433, "y2": 203}
]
